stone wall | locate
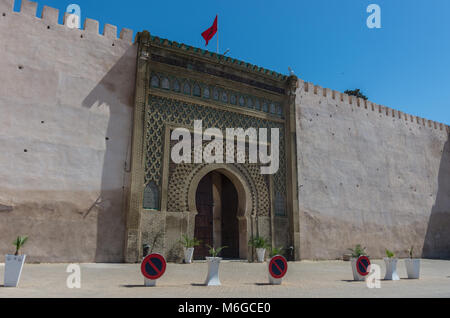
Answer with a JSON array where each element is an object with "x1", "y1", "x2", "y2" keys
[
  {"x1": 0, "y1": 0, "x2": 137, "y2": 262},
  {"x1": 2, "y1": 0, "x2": 448, "y2": 263},
  {"x1": 295, "y1": 80, "x2": 450, "y2": 260}
]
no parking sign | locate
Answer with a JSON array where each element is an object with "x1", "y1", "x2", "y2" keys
[
  {"x1": 356, "y1": 256, "x2": 371, "y2": 276},
  {"x1": 268, "y1": 255, "x2": 288, "y2": 281},
  {"x1": 141, "y1": 253, "x2": 167, "y2": 281}
]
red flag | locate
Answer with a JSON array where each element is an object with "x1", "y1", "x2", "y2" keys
[{"x1": 201, "y1": 15, "x2": 218, "y2": 46}]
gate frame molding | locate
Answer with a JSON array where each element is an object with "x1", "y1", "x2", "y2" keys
[{"x1": 124, "y1": 30, "x2": 300, "y2": 263}]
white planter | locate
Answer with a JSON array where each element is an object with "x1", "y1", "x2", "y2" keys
[
  {"x1": 404, "y1": 259, "x2": 420, "y2": 279},
  {"x1": 256, "y1": 248, "x2": 266, "y2": 263},
  {"x1": 350, "y1": 258, "x2": 365, "y2": 281},
  {"x1": 4, "y1": 254, "x2": 26, "y2": 287},
  {"x1": 204, "y1": 257, "x2": 222, "y2": 286},
  {"x1": 384, "y1": 258, "x2": 400, "y2": 280},
  {"x1": 184, "y1": 247, "x2": 194, "y2": 264}
]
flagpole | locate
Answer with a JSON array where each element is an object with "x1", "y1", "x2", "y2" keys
[{"x1": 217, "y1": 29, "x2": 219, "y2": 54}]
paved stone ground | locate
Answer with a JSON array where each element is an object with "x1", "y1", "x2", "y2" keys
[{"x1": 0, "y1": 259, "x2": 449, "y2": 298}]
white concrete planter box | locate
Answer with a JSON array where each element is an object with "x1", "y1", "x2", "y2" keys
[
  {"x1": 4, "y1": 254, "x2": 26, "y2": 287},
  {"x1": 350, "y1": 258, "x2": 365, "y2": 281},
  {"x1": 184, "y1": 247, "x2": 194, "y2": 264},
  {"x1": 383, "y1": 258, "x2": 400, "y2": 280},
  {"x1": 404, "y1": 259, "x2": 420, "y2": 279},
  {"x1": 204, "y1": 257, "x2": 222, "y2": 286},
  {"x1": 256, "y1": 248, "x2": 266, "y2": 263}
]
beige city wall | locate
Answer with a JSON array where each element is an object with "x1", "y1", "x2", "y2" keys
[
  {"x1": 2, "y1": 0, "x2": 449, "y2": 263},
  {"x1": 0, "y1": 0, "x2": 137, "y2": 262},
  {"x1": 295, "y1": 80, "x2": 450, "y2": 260}
]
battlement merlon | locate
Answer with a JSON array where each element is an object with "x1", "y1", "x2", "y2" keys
[
  {"x1": 1, "y1": 0, "x2": 447, "y2": 132},
  {"x1": 0, "y1": 0, "x2": 134, "y2": 43},
  {"x1": 297, "y1": 78, "x2": 450, "y2": 133}
]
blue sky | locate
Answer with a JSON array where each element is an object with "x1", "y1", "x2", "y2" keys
[{"x1": 17, "y1": 0, "x2": 450, "y2": 125}]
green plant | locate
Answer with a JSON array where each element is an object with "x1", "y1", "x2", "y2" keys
[
  {"x1": 344, "y1": 89, "x2": 368, "y2": 100},
  {"x1": 206, "y1": 245, "x2": 227, "y2": 257},
  {"x1": 407, "y1": 246, "x2": 414, "y2": 259},
  {"x1": 348, "y1": 244, "x2": 367, "y2": 258},
  {"x1": 270, "y1": 246, "x2": 283, "y2": 258},
  {"x1": 248, "y1": 236, "x2": 269, "y2": 249},
  {"x1": 385, "y1": 249, "x2": 395, "y2": 258},
  {"x1": 179, "y1": 234, "x2": 201, "y2": 248},
  {"x1": 13, "y1": 236, "x2": 28, "y2": 256}
]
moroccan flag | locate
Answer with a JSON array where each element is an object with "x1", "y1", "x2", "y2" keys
[{"x1": 201, "y1": 15, "x2": 218, "y2": 46}]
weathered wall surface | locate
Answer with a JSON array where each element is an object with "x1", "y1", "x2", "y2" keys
[
  {"x1": 296, "y1": 80, "x2": 450, "y2": 260},
  {"x1": 0, "y1": 0, "x2": 137, "y2": 262}
]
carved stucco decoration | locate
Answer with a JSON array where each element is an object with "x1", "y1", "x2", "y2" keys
[{"x1": 144, "y1": 94, "x2": 286, "y2": 216}]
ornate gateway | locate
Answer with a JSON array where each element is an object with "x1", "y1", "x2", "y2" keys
[{"x1": 124, "y1": 31, "x2": 299, "y2": 262}]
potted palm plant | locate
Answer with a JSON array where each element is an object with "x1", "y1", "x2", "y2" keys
[
  {"x1": 348, "y1": 244, "x2": 368, "y2": 281},
  {"x1": 269, "y1": 246, "x2": 283, "y2": 258},
  {"x1": 384, "y1": 249, "x2": 399, "y2": 280},
  {"x1": 204, "y1": 245, "x2": 227, "y2": 286},
  {"x1": 179, "y1": 235, "x2": 201, "y2": 264},
  {"x1": 248, "y1": 236, "x2": 270, "y2": 262},
  {"x1": 404, "y1": 246, "x2": 420, "y2": 279},
  {"x1": 5, "y1": 236, "x2": 28, "y2": 287}
]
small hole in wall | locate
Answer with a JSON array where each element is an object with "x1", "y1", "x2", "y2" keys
[
  {"x1": 18, "y1": 65, "x2": 23, "y2": 70},
  {"x1": 47, "y1": 26, "x2": 50, "y2": 29},
  {"x1": 112, "y1": 43, "x2": 115, "y2": 46},
  {"x1": 41, "y1": 121, "x2": 45, "y2": 124},
  {"x1": 2, "y1": 13, "x2": 6, "y2": 16},
  {"x1": 356, "y1": 184, "x2": 359, "y2": 188},
  {"x1": 80, "y1": 34, "x2": 84, "y2": 38},
  {"x1": 105, "y1": 137, "x2": 110, "y2": 141},
  {"x1": 330, "y1": 115, "x2": 332, "y2": 118},
  {"x1": 24, "y1": 149, "x2": 28, "y2": 153}
]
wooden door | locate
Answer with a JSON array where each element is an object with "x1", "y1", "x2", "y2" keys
[
  {"x1": 194, "y1": 173, "x2": 214, "y2": 259},
  {"x1": 221, "y1": 175, "x2": 239, "y2": 258}
]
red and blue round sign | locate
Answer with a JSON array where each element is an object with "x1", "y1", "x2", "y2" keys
[
  {"x1": 141, "y1": 253, "x2": 167, "y2": 280},
  {"x1": 268, "y1": 255, "x2": 288, "y2": 279},
  {"x1": 356, "y1": 256, "x2": 371, "y2": 276}
]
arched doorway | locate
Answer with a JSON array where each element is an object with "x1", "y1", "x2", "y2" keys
[{"x1": 194, "y1": 171, "x2": 240, "y2": 259}]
